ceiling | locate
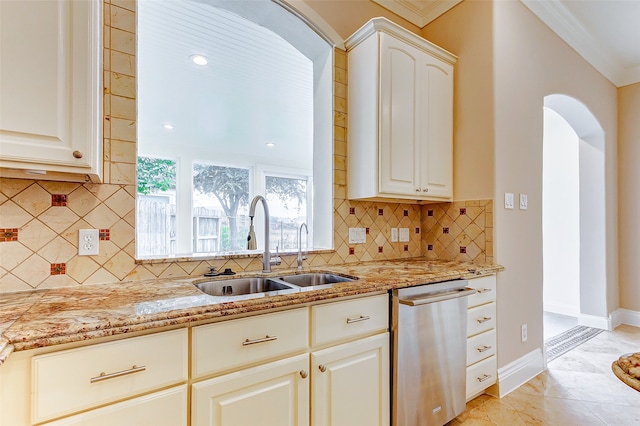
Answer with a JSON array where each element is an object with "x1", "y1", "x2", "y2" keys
[
  {"x1": 372, "y1": 0, "x2": 640, "y2": 87},
  {"x1": 137, "y1": 0, "x2": 315, "y2": 170}
]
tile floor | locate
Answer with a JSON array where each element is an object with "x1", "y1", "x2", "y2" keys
[
  {"x1": 543, "y1": 311, "x2": 578, "y2": 341},
  {"x1": 450, "y1": 324, "x2": 640, "y2": 425}
]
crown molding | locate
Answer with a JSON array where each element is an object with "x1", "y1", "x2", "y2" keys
[
  {"x1": 371, "y1": 0, "x2": 461, "y2": 28},
  {"x1": 521, "y1": 0, "x2": 634, "y2": 87}
]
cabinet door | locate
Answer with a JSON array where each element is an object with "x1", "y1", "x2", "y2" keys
[
  {"x1": 42, "y1": 385, "x2": 187, "y2": 426},
  {"x1": 379, "y1": 33, "x2": 421, "y2": 196},
  {"x1": 419, "y1": 55, "x2": 453, "y2": 198},
  {"x1": 0, "y1": 0, "x2": 101, "y2": 180},
  {"x1": 192, "y1": 354, "x2": 310, "y2": 426},
  {"x1": 311, "y1": 333, "x2": 389, "y2": 426}
]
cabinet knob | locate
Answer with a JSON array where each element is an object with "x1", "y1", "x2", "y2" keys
[
  {"x1": 72, "y1": 150, "x2": 83, "y2": 159},
  {"x1": 299, "y1": 370, "x2": 308, "y2": 379},
  {"x1": 415, "y1": 188, "x2": 420, "y2": 192},
  {"x1": 422, "y1": 188, "x2": 429, "y2": 192},
  {"x1": 318, "y1": 364, "x2": 327, "y2": 373}
]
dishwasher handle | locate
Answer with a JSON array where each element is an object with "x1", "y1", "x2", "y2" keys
[{"x1": 398, "y1": 287, "x2": 476, "y2": 306}]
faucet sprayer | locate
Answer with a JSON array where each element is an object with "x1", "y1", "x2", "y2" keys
[{"x1": 297, "y1": 223, "x2": 308, "y2": 270}]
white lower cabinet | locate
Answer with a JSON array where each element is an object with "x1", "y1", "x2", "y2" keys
[
  {"x1": 0, "y1": 294, "x2": 390, "y2": 426},
  {"x1": 311, "y1": 333, "x2": 389, "y2": 426},
  {"x1": 0, "y1": 328, "x2": 189, "y2": 426},
  {"x1": 192, "y1": 354, "x2": 310, "y2": 426},
  {"x1": 465, "y1": 275, "x2": 498, "y2": 400},
  {"x1": 41, "y1": 385, "x2": 188, "y2": 426},
  {"x1": 190, "y1": 293, "x2": 390, "y2": 426}
]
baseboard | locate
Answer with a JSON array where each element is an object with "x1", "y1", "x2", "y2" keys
[
  {"x1": 543, "y1": 302, "x2": 580, "y2": 317},
  {"x1": 577, "y1": 313, "x2": 611, "y2": 330},
  {"x1": 490, "y1": 348, "x2": 545, "y2": 398},
  {"x1": 611, "y1": 309, "x2": 640, "y2": 328}
]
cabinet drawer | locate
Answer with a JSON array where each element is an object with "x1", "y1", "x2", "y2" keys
[
  {"x1": 32, "y1": 329, "x2": 188, "y2": 423},
  {"x1": 42, "y1": 385, "x2": 187, "y2": 426},
  {"x1": 466, "y1": 355, "x2": 496, "y2": 399},
  {"x1": 467, "y1": 302, "x2": 496, "y2": 337},
  {"x1": 192, "y1": 308, "x2": 308, "y2": 378},
  {"x1": 311, "y1": 294, "x2": 388, "y2": 347},
  {"x1": 467, "y1": 275, "x2": 496, "y2": 308},
  {"x1": 466, "y1": 329, "x2": 496, "y2": 366}
]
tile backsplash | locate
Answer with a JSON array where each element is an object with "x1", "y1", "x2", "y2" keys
[{"x1": 0, "y1": 1, "x2": 494, "y2": 293}]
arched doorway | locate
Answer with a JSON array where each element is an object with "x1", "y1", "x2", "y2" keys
[{"x1": 542, "y1": 94, "x2": 607, "y2": 342}]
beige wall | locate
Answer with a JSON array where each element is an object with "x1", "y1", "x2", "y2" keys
[
  {"x1": 419, "y1": 0, "x2": 619, "y2": 369},
  {"x1": 421, "y1": 0, "x2": 495, "y2": 201},
  {"x1": 618, "y1": 82, "x2": 640, "y2": 311},
  {"x1": 492, "y1": 1, "x2": 617, "y2": 366}
]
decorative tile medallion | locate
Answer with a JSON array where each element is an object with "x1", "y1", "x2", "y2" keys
[
  {"x1": 51, "y1": 194, "x2": 68, "y2": 206},
  {"x1": 50, "y1": 263, "x2": 66, "y2": 275},
  {"x1": 0, "y1": 228, "x2": 18, "y2": 242}
]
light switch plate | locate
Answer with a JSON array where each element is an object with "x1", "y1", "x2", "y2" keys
[
  {"x1": 505, "y1": 192, "x2": 514, "y2": 209},
  {"x1": 399, "y1": 228, "x2": 410, "y2": 242},
  {"x1": 391, "y1": 228, "x2": 398, "y2": 242},
  {"x1": 348, "y1": 228, "x2": 366, "y2": 244},
  {"x1": 519, "y1": 193, "x2": 528, "y2": 210}
]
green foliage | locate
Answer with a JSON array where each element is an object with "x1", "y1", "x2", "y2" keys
[{"x1": 137, "y1": 157, "x2": 176, "y2": 195}]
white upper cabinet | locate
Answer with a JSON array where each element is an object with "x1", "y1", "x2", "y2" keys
[
  {"x1": 0, "y1": 0, "x2": 102, "y2": 182},
  {"x1": 346, "y1": 17, "x2": 456, "y2": 202}
]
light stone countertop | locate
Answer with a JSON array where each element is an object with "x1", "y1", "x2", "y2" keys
[{"x1": 0, "y1": 258, "x2": 503, "y2": 366}]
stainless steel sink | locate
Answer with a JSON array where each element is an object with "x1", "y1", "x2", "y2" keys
[
  {"x1": 194, "y1": 273, "x2": 356, "y2": 299},
  {"x1": 277, "y1": 273, "x2": 355, "y2": 288},
  {"x1": 195, "y1": 277, "x2": 297, "y2": 298}
]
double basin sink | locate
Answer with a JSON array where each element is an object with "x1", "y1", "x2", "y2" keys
[{"x1": 194, "y1": 273, "x2": 356, "y2": 301}]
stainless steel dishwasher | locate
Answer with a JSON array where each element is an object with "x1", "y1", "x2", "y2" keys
[{"x1": 391, "y1": 280, "x2": 476, "y2": 426}]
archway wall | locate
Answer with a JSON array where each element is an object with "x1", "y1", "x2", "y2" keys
[
  {"x1": 618, "y1": 82, "x2": 640, "y2": 313},
  {"x1": 492, "y1": 0, "x2": 618, "y2": 367}
]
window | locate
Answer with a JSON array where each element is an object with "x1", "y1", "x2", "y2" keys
[
  {"x1": 265, "y1": 174, "x2": 310, "y2": 251},
  {"x1": 136, "y1": 0, "x2": 333, "y2": 259}
]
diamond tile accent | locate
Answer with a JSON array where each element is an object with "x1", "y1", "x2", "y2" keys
[
  {"x1": 51, "y1": 194, "x2": 68, "y2": 207},
  {"x1": 421, "y1": 200, "x2": 493, "y2": 264},
  {"x1": 50, "y1": 263, "x2": 66, "y2": 275},
  {"x1": 0, "y1": 228, "x2": 18, "y2": 242}
]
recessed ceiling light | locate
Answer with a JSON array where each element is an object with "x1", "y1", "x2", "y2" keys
[
  {"x1": 163, "y1": 123, "x2": 174, "y2": 130},
  {"x1": 190, "y1": 54, "x2": 208, "y2": 66},
  {"x1": 265, "y1": 142, "x2": 276, "y2": 148}
]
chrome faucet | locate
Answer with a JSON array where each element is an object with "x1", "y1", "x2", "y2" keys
[
  {"x1": 297, "y1": 223, "x2": 308, "y2": 270},
  {"x1": 247, "y1": 195, "x2": 281, "y2": 273}
]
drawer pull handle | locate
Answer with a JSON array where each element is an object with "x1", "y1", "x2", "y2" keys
[
  {"x1": 300, "y1": 370, "x2": 308, "y2": 379},
  {"x1": 319, "y1": 364, "x2": 327, "y2": 373},
  {"x1": 477, "y1": 373, "x2": 492, "y2": 383},
  {"x1": 242, "y1": 335, "x2": 278, "y2": 346},
  {"x1": 72, "y1": 150, "x2": 83, "y2": 159},
  {"x1": 90, "y1": 365, "x2": 146, "y2": 383},
  {"x1": 476, "y1": 345, "x2": 492, "y2": 353},
  {"x1": 346, "y1": 315, "x2": 370, "y2": 324},
  {"x1": 477, "y1": 288, "x2": 492, "y2": 294},
  {"x1": 477, "y1": 316, "x2": 492, "y2": 324}
]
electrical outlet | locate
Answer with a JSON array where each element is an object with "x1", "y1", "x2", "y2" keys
[
  {"x1": 78, "y1": 229, "x2": 99, "y2": 255},
  {"x1": 399, "y1": 228, "x2": 410, "y2": 242},
  {"x1": 521, "y1": 324, "x2": 528, "y2": 343},
  {"x1": 519, "y1": 193, "x2": 528, "y2": 210},
  {"x1": 391, "y1": 228, "x2": 398, "y2": 242}
]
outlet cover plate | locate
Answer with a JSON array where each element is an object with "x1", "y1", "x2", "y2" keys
[
  {"x1": 399, "y1": 228, "x2": 410, "y2": 242},
  {"x1": 78, "y1": 229, "x2": 99, "y2": 255},
  {"x1": 348, "y1": 228, "x2": 366, "y2": 244}
]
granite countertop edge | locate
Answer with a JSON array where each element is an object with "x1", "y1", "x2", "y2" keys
[{"x1": 0, "y1": 259, "x2": 503, "y2": 366}]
